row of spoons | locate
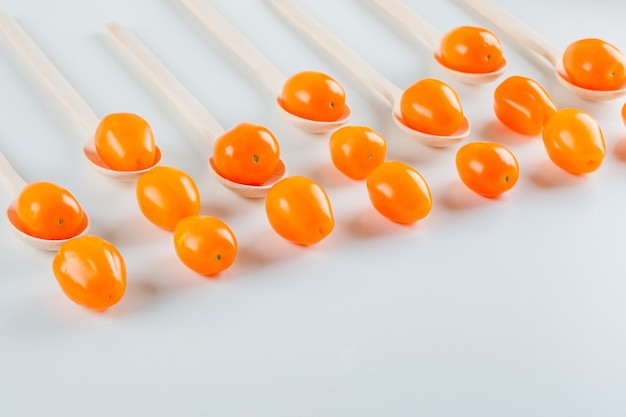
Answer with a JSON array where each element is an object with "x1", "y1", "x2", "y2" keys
[{"x1": 1, "y1": 0, "x2": 625, "y2": 252}]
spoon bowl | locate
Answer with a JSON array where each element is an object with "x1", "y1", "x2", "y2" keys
[
  {"x1": 392, "y1": 104, "x2": 471, "y2": 147},
  {"x1": 176, "y1": 0, "x2": 350, "y2": 134},
  {"x1": 105, "y1": 23, "x2": 288, "y2": 198},
  {"x1": 276, "y1": 99, "x2": 352, "y2": 134},
  {"x1": 433, "y1": 53, "x2": 507, "y2": 86},
  {"x1": 0, "y1": 151, "x2": 90, "y2": 251},
  {"x1": 459, "y1": 0, "x2": 626, "y2": 101},
  {"x1": 554, "y1": 67, "x2": 626, "y2": 102},
  {"x1": 208, "y1": 156, "x2": 287, "y2": 198},
  {"x1": 82, "y1": 141, "x2": 162, "y2": 181},
  {"x1": 6, "y1": 204, "x2": 90, "y2": 251}
]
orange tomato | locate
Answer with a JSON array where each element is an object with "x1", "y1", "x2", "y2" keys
[
  {"x1": 456, "y1": 142, "x2": 519, "y2": 198},
  {"x1": 622, "y1": 102, "x2": 626, "y2": 126},
  {"x1": 439, "y1": 26, "x2": 505, "y2": 74},
  {"x1": 400, "y1": 78, "x2": 464, "y2": 136},
  {"x1": 542, "y1": 108, "x2": 605, "y2": 174},
  {"x1": 136, "y1": 166, "x2": 200, "y2": 231},
  {"x1": 52, "y1": 235, "x2": 126, "y2": 310},
  {"x1": 279, "y1": 71, "x2": 346, "y2": 122},
  {"x1": 265, "y1": 176, "x2": 334, "y2": 245},
  {"x1": 213, "y1": 122, "x2": 280, "y2": 185},
  {"x1": 174, "y1": 215, "x2": 237, "y2": 276},
  {"x1": 366, "y1": 161, "x2": 432, "y2": 224},
  {"x1": 562, "y1": 38, "x2": 626, "y2": 91},
  {"x1": 94, "y1": 112, "x2": 157, "y2": 171},
  {"x1": 328, "y1": 126, "x2": 387, "y2": 180},
  {"x1": 14, "y1": 181, "x2": 86, "y2": 240},
  {"x1": 494, "y1": 76, "x2": 557, "y2": 136}
]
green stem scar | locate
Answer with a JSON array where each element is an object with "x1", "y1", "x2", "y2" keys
[
  {"x1": 504, "y1": 176, "x2": 509, "y2": 183},
  {"x1": 253, "y1": 154, "x2": 260, "y2": 164},
  {"x1": 329, "y1": 101, "x2": 335, "y2": 109},
  {"x1": 57, "y1": 218, "x2": 64, "y2": 227},
  {"x1": 216, "y1": 253, "x2": 222, "y2": 261}
]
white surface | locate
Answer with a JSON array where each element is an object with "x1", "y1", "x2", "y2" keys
[{"x1": 1, "y1": 0, "x2": 625, "y2": 416}]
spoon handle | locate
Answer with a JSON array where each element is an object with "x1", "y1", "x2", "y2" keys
[
  {"x1": 0, "y1": 14, "x2": 100, "y2": 139},
  {"x1": 105, "y1": 23, "x2": 225, "y2": 143},
  {"x1": 177, "y1": 0, "x2": 287, "y2": 94},
  {"x1": 0, "y1": 151, "x2": 27, "y2": 198},
  {"x1": 368, "y1": 0, "x2": 441, "y2": 51},
  {"x1": 458, "y1": 0, "x2": 560, "y2": 67},
  {"x1": 267, "y1": 0, "x2": 403, "y2": 105}
]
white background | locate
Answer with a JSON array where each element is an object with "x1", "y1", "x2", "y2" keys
[{"x1": 1, "y1": 0, "x2": 625, "y2": 416}]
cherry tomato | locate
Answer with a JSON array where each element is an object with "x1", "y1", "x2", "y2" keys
[
  {"x1": 622, "y1": 102, "x2": 626, "y2": 126},
  {"x1": 328, "y1": 126, "x2": 386, "y2": 180},
  {"x1": 136, "y1": 166, "x2": 200, "y2": 231},
  {"x1": 366, "y1": 161, "x2": 432, "y2": 224},
  {"x1": 279, "y1": 71, "x2": 346, "y2": 122},
  {"x1": 94, "y1": 112, "x2": 157, "y2": 171},
  {"x1": 14, "y1": 181, "x2": 86, "y2": 240},
  {"x1": 542, "y1": 108, "x2": 605, "y2": 174},
  {"x1": 456, "y1": 142, "x2": 519, "y2": 198},
  {"x1": 494, "y1": 76, "x2": 557, "y2": 136},
  {"x1": 265, "y1": 176, "x2": 334, "y2": 245},
  {"x1": 213, "y1": 122, "x2": 280, "y2": 185},
  {"x1": 174, "y1": 215, "x2": 237, "y2": 276},
  {"x1": 52, "y1": 235, "x2": 126, "y2": 310},
  {"x1": 400, "y1": 78, "x2": 464, "y2": 136},
  {"x1": 562, "y1": 38, "x2": 626, "y2": 91},
  {"x1": 439, "y1": 26, "x2": 505, "y2": 74}
]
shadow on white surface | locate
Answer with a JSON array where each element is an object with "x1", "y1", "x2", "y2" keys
[
  {"x1": 343, "y1": 206, "x2": 412, "y2": 239},
  {"x1": 530, "y1": 160, "x2": 587, "y2": 188},
  {"x1": 305, "y1": 161, "x2": 359, "y2": 190},
  {"x1": 480, "y1": 119, "x2": 537, "y2": 147},
  {"x1": 438, "y1": 180, "x2": 494, "y2": 211}
]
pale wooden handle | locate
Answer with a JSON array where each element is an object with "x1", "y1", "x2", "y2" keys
[
  {"x1": 177, "y1": 0, "x2": 287, "y2": 94},
  {"x1": 267, "y1": 0, "x2": 402, "y2": 104},
  {"x1": 105, "y1": 23, "x2": 224, "y2": 143},
  {"x1": 369, "y1": 0, "x2": 441, "y2": 51},
  {"x1": 0, "y1": 151, "x2": 27, "y2": 198},
  {"x1": 459, "y1": 0, "x2": 560, "y2": 66},
  {"x1": 0, "y1": 13, "x2": 100, "y2": 139}
]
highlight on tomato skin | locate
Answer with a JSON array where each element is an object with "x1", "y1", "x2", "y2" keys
[
  {"x1": 400, "y1": 78, "x2": 464, "y2": 136},
  {"x1": 213, "y1": 122, "x2": 280, "y2": 186},
  {"x1": 14, "y1": 181, "x2": 87, "y2": 240},
  {"x1": 438, "y1": 26, "x2": 505, "y2": 74},
  {"x1": 174, "y1": 215, "x2": 237, "y2": 276},
  {"x1": 265, "y1": 176, "x2": 334, "y2": 246},
  {"x1": 135, "y1": 166, "x2": 201, "y2": 231},
  {"x1": 52, "y1": 235, "x2": 126, "y2": 311},
  {"x1": 494, "y1": 76, "x2": 557, "y2": 136},
  {"x1": 562, "y1": 38, "x2": 626, "y2": 91},
  {"x1": 366, "y1": 161, "x2": 432, "y2": 225},
  {"x1": 279, "y1": 71, "x2": 346, "y2": 122},
  {"x1": 456, "y1": 142, "x2": 519, "y2": 198},
  {"x1": 94, "y1": 112, "x2": 157, "y2": 171},
  {"x1": 542, "y1": 108, "x2": 606, "y2": 175},
  {"x1": 328, "y1": 126, "x2": 387, "y2": 180}
]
